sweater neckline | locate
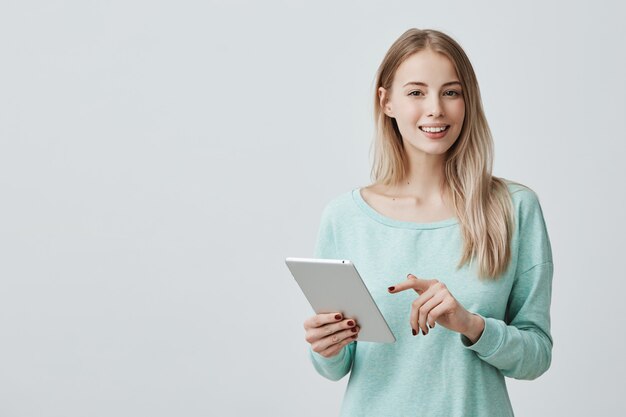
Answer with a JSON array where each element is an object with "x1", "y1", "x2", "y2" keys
[{"x1": 352, "y1": 187, "x2": 459, "y2": 230}]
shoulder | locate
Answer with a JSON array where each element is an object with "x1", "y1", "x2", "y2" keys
[
  {"x1": 499, "y1": 179, "x2": 553, "y2": 267},
  {"x1": 500, "y1": 177, "x2": 550, "y2": 238},
  {"x1": 318, "y1": 188, "x2": 358, "y2": 221},
  {"x1": 501, "y1": 177, "x2": 543, "y2": 213},
  {"x1": 359, "y1": 183, "x2": 387, "y2": 198}
]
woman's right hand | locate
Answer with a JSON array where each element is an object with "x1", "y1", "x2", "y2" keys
[{"x1": 304, "y1": 312, "x2": 360, "y2": 358}]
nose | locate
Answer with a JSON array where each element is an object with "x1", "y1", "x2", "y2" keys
[{"x1": 427, "y1": 96, "x2": 444, "y2": 117}]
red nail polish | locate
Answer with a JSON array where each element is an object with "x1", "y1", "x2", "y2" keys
[
  {"x1": 351, "y1": 327, "x2": 358, "y2": 333},
  {"x1": 412, "y1": 328, "x2": 417, "y2": 336},
  {"x1": 347, "y1": 320, "x2": 354, "y2": 326},
  {"x1": 335, "y1": 314, "x2": 341, "y2": 320},
  {"x1": 388, "y1": 286, "x2": 395, "y2": 292}
]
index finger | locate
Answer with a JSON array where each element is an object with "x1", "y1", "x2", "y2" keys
[
  {"x1": 304, "y1": 312, "x2": 344, "y2": 329},
  {"x1": 388, "y1": 274, "x2": 435, "y2": 294}
]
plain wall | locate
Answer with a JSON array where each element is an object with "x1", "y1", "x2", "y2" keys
[{"x1": 1, "y1": 1, "x2": 624, "y2": 416}]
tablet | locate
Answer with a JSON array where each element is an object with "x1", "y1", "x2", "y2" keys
[{"x1": 285, "y1": 257, "x2": 396, "y2": 343}]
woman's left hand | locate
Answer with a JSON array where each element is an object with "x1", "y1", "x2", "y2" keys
[{"x1": 388, "y1": 273, "x2": 480, "y2": 337}]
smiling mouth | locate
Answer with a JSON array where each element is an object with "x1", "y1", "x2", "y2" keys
[{"x1": 419, "y1": 125, "x2": 450, "y2": 133}]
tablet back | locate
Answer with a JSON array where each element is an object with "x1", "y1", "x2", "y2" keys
[{"x1": 285, "y1": 257, "x2": 395, "y2": 343}]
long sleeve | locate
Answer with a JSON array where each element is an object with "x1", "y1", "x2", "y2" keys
[
  {"x1": 309, "y1": 341, "x2": 356, "y2": 381},
  {"x1": 459, "y1": 188, "x2": 554, "y2": 380},
  {"x1": 307, "y1": 202, "x2": 356, "y2": 381},
  {"x1": 460, "y1": 261, "x2": 554, "y2": 380}
]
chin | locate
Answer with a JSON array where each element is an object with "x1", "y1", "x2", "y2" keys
[{"x1": 403, "y1": 137, "x2": 454, "y2": 153}]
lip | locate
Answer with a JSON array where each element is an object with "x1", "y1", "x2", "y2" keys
[
  {"x1": 419, "y1": 124, "x2": 450, "y2": 128},
  {"x1": 419, "y1": 125, "x2": 450, "y2": 140}
]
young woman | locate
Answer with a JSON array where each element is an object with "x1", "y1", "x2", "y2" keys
[{"x1": 302, "y1": 28, "x2": 554, "y2": 416}]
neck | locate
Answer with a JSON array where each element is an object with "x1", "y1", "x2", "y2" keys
[{"x1": 392, "y1": 151, "x2": 449, "y2": 203}]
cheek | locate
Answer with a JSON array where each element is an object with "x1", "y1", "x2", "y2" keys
[
  {"x1": 450, "y1": 101, "x2": 465, "y2": 122},
  {"x1": 399, "y1": 102, "x2": 425, "y2": 124}
]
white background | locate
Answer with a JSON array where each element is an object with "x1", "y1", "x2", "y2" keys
[{"x1": 1, "y1": 1, "x2": 624, "y2": 416}]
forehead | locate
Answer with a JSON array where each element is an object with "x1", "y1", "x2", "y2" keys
[{"x1": 393, "y1": 49, "x2": 458, "y2": 86}]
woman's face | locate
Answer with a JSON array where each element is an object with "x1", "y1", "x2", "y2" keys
[{"x1": 379, "y1": 49, "x2": 465, "y2": 157}]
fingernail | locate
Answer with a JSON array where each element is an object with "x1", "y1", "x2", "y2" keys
[
  {"x1": 412, "y1": 328, "x2": 417, "y2": 336},
  {"x1": 347, "y1": 320, "x2": 354, "y2": 326},
  {"x1": 428, "y1": 324, "x2": 432, "y2": 329},
  {"x1": 335, "y1": 314, "x2": 342, "y2": 320},
  {"x1": 407, "y1": 273, "x2": 411, "y2": 278},
  {"x1": 388, "y1": 286, "x2": 395, "y2": 292},
  {"x1": 352, "y1": 335, "x2": 357, "y2": 339},
  {"x1": 351, "y1": 327, "x2": 358, "y2": 333}
]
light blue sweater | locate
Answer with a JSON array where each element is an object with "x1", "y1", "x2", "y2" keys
[{"x1": 309, "y1": 181, "x2": 553, "y2": 417}]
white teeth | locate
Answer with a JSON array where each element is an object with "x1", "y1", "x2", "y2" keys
[{"x1": 420, "y1": 126, "x2": 448, "y2": 133}]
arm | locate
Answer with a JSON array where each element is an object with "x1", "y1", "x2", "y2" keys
[
  {"x1": 460, "y1": 189, "x2": 554, "y2": 380},
  {"x1": 460, "y1": 261, "x2": 554, "y2": 380},
  {"x1": 309, "y1": 341, "x2": 356, "y2": 381},
  {"x1": 307, "y1": 203, "x2": 356, "y2": 381}
]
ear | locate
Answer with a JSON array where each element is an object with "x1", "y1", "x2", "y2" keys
[{"x1": 378, "y1": 87, "x2": 393, "y2": 117}]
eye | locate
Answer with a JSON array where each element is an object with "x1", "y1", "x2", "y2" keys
[
  {"x1": 444, "y1": 90, "x2": 462, "y2": 97},
  {"x1": 408, "y1": 90, "x2": 423, "y2": 96}
]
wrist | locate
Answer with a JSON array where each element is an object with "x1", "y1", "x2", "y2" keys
[{"x1": 462, "y1": 313, "x2": 485, "y2": 344}]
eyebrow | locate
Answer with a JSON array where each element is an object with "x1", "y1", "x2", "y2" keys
[{"x1": 402, "y1": 81, "x2": 462, "y2": 88}]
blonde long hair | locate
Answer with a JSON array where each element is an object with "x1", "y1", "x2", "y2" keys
[{"x1": 371, "y1": 28, "x2": 523, "y2": 280}]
